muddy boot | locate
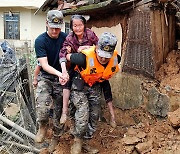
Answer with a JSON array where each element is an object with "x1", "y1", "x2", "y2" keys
[
  {"x1": 82, "y1": 142, "x2": 99, "y2": 154},
  {"x1": 70, "y1": 137, "x2": 82, "y2": 154},
  {"x1": 49, "y1": 137, "x2": 59, "y2": 153},
  {"x1": 35, "y1": 122, "x2": 47, "y2": 143}
]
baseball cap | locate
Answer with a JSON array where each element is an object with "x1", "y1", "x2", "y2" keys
[
  {"x1": 97, "y1": 32, "x2": 117, "y2": 58},
  {"x1": 47, "y1": 10, "x2": 63, "y2": 28}
]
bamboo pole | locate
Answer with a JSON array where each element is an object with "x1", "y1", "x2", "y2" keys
[
  {"x1": 24, "y1": 42, "x2": 36, "y2": 112},
  {"x1": 0, "y1": 115, "x2": 35, "y2": 140},
  {"x1": 0, "y1": 123, "x2": 24, "y2": 143},
  {"x1": 3, "y1": 141, "x2": 40, "y2": 153},
  {"x1": 16, "y1": 83, "x2": 36, "y2": 133}
]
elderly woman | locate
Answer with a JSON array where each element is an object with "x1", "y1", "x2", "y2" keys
[{"x1": 59, "y1": 15, "x2": 99, "y2": 124}]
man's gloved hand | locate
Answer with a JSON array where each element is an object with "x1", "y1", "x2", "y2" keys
[{"x1": 60, "y1": 113, "x2": 67, "y2": 124}]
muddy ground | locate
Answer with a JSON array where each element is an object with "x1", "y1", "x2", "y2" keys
[
  {"x1": 39, "y1": 106, "x2": 180, "y2": 154},
  {"x1": 40, "y1": 50, "x2": 180, "y2": 154}
]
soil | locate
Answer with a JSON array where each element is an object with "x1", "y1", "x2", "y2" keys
[
  {"x1": 39, "y1": 50, "x2": 180, "y2": 154},
  {"x1": 39, "y1": 107, "x2": 180, "y2": 154},
  {"x1": 155, "y1": 50, "x2": 180, "y2": 93}
]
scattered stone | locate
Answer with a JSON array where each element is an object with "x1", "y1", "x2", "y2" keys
[
  {"x1": 168, "y1": 108, "x2": 180, "y2": 127},
  {"x1": 165, "y1": 85, "x2": 171, "y2": 92},
  {"x1": 135, "y1": 140, "x2": 153, "y2": 154},
  {"x1": 178, "y1": 128, "x2": 180, "y2": 133},
  {"x1": 126, "y1": 127, "x2": 138, "y2": 136},
  {"x1": 4, "y1": 103, "x2": 20, "y2": 117},
  {"x1": 122, "y1": 136, "x2": 141, "y2": 145},
  {"x1": 124, "y1": 145, "x2": 134, "y2": 154},
  {"x1": 136, "y1": 131, "x2": 147, "y2": 139},
  {"x1": 147, "y1": 87, "x2": 169, "y2": 117}
]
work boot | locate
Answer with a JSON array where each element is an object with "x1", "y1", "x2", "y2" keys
[
  {"x1": 49, "y1": 137, "x2": 59, "y2": 153},
  {"x1": 82, "y1": 143, "x2": 99, "y2": 154},
  {"x1": 70, "y1": 137, "x2": 82, "y2": 154},
  {"x1": 35, "y1": 122, "x2": 47, "y2": 143}
]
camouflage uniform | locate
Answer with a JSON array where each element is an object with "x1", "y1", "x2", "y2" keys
[
  {"x1": 36, "y1": 74, "x2": 64, "y2": 137},
  {"x1": 70, "y1": 74, "x2": 101, "y2": 139}
]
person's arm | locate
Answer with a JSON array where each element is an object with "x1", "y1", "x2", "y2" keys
[
  {"x1": 38, "y1": 57, "x2": 67, "y2": 85},
  {"x1": 66, "y1": 52, "x2": 86, "y2": 67},
  {"x1": 60, "y1": 88, "x2": 70, "y2": 124},
  {"x1": 59, "y1": 38, "x2": 73, "y2": 82},
  {"x1": 100, "y1": 80, "x2": 112, "y2": 103},
  {"x1": 59, "y1": 37, "x2": 72, "y2": 64},
  {"x1": 100, "y1": 80, "x2": 117, "y2": 128},
  {"x1": 107, "y1": 100, "x2": 116, "y2": 128},
  {"x1": 33, "y1": 65, "x2": 41, "y2": 88}
]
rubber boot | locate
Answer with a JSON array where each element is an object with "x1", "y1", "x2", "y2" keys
[
  {"x1": 35, "y1": 122, "x2": 47, "y2": 143},
  {"x1": 49, "y1": 137, "x2": 59, "y2": 153},
  {"x1": 70, "y1": 137, "x2": 82, "y2": 154},
  {"x1": 82, "y1": 142, "x2": 99, "y2": 154}
]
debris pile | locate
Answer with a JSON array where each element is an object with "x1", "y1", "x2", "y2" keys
[{"x1": 0, "y1": 41, "x2": 38, "y2": 154}]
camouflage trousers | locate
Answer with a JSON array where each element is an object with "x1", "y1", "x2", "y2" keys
[
  {"x1": 35, "y1": 76, "x2": 64, "y2": 137},
  {"x1": 70, "y1": 83, "x2": 101, "y2": 139}
]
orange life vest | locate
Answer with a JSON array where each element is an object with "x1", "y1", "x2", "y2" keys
[{"x1": 75, "y1": 46, "x2": 119, "y2": 87}]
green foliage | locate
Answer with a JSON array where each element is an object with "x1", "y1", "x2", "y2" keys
[
  {"x1": 29, "y1": 49, "x2": 37, "y2": 75},
  {"x1": 8, "y1": 112, "x2": 20, "y2": 122}
]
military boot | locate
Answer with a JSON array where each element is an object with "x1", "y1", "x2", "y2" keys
[
  {"x1": 82, "y1": 142, "x2": 99, "y2": 154},
  {"x1": 70, "y1": 137, "x2": 82, "y2": 154},
  {"x1": 35, "y1": 122, "x2": 47, "y2": 143},
  {"x1": 49, "y1": 137, "x2": 59, "y2": 153}
]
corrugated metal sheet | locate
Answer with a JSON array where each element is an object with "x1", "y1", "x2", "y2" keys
[{"x1": 123, "y1": 9, "x2": 154, "y2": 78}]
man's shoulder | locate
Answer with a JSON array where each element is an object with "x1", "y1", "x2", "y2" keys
[
  {"x1": 35, "y1": 32, "x2": 47, "y2": 42},
  {"x1": 60, "y1": 32, "x2": 68, "y2": 39}
]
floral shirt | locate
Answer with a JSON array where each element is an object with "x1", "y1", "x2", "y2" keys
[{"x1": 59, "y1": 28, "x2": 98, "y2": 63}]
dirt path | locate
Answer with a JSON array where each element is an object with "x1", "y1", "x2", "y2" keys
[{"x1": 39, "y1": 106, "x2": 180, "y2": 154}]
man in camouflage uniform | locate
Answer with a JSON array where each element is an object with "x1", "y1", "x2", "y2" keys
[
  {"x1": 34, "y1": 10, "x2": 68, "y2": 152},
  {"x1": 66, "y1": 32, "x2": 120, "y2": 154}
]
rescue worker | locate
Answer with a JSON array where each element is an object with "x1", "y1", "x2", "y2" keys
[
  {"x1": 66, "y1": 32, "x2": 121, "y2": 154},
  {"x1": 34, "y1": 10, "x2": 68, "y2": 152},
  {"x1": 60, "y1": 15, "x2": 117, "y2": 128}
]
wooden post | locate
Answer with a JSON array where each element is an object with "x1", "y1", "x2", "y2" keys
[{"x1": 24, "y1": 42, "x2": 36, "y2": 113}]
